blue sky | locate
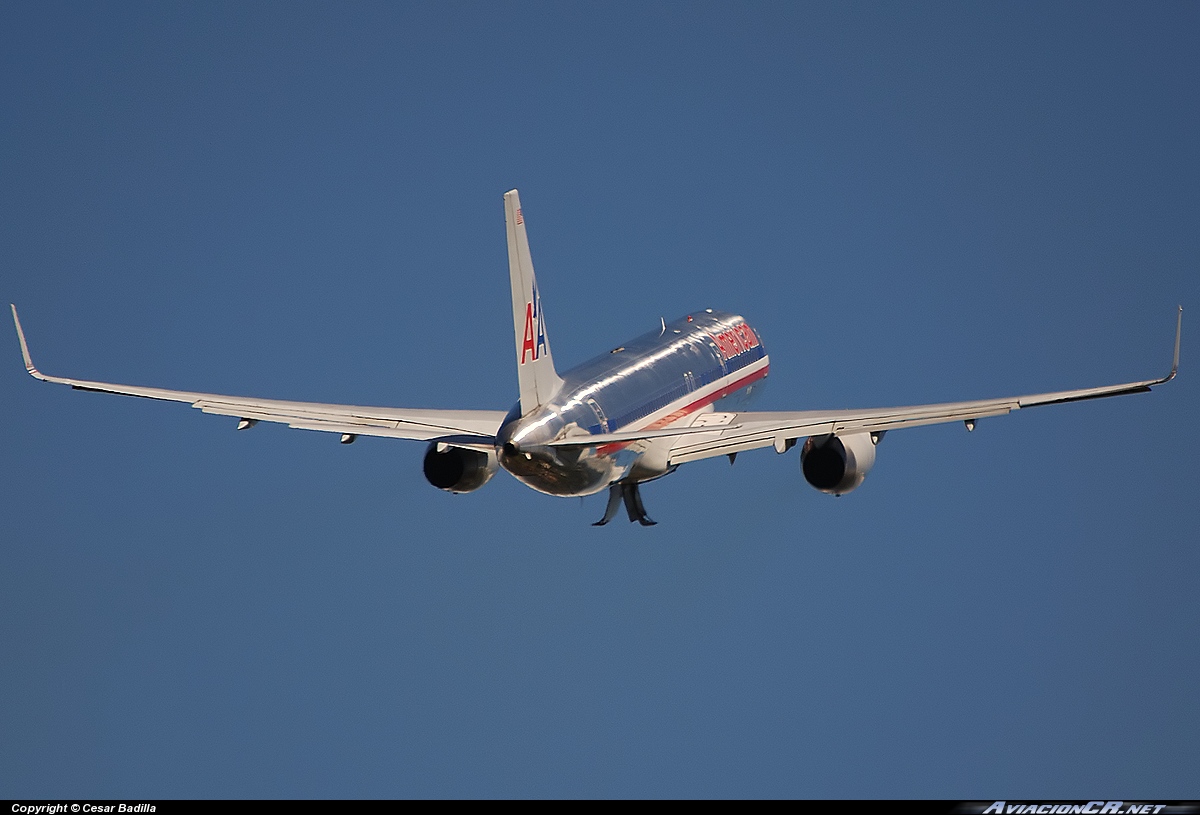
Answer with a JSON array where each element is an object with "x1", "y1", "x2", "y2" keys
[{"x1": 2, "y1": 1, "x2": 1197, "y2": 798}]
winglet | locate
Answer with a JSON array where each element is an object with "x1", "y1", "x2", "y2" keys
[
  {"x1": 10, "y1": 304, "x2": 45, "y2": 380},
  {"x1": 1167, "y1": 305, "x2": 1182, "y2": 382}
]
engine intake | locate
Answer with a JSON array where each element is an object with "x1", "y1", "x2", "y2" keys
[
  {"x1": 422, "y1": 444, "x2": 498, "y2": 493},
  {"x1": 800, "y1": 432, "x2": 876, "y2": 495}
]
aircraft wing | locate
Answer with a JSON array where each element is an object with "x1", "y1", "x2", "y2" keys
[
  {"x1": 539, "y1": 308, "x2": 1182, "y2": 463},
  {"x1": 10, "y1": 305, "x2": 505, "y2": 446},
  {"x1": 668, "y1": 307, "x2": 1181, "y2": 465}
]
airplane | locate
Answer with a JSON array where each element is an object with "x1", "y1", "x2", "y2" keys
[{"x1": 10, "y1": 189, "x2": 1182, "y2": 526}]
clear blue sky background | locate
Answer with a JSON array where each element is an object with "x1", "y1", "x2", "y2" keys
[{"x1": 2, "y1": 1, "x2": 1197, "y2": 799}]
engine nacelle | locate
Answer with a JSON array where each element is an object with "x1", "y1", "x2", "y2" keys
[
  {"x1": 422, "y1": 443, "x2": 498, "y2": 493},
  {"x1": 800, "y1": 432, "x2": 877, "y2": 495}
]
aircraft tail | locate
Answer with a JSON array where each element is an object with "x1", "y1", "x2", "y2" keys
[{"x1": 505, "y1": 189, "x2": 563, "y2": 414}]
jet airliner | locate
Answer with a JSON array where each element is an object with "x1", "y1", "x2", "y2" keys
[{"x1": 11, "y1": 190, "x2": 1182, "y2": 525}]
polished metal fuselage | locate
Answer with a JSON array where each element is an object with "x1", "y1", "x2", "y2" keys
[{"x1": 496, "y1": 310, "x2": 769, "y2": 496}]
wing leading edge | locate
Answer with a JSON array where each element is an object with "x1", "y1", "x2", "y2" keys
[{"x1": 10, "y1": 305, "x2": 505, "y2": 445}]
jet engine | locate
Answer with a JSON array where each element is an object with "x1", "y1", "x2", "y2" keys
[
  {"x1": 422, "y1": 443, "x2": 498, "y2": 493},
  {"x1": 800, "y1": 432, "x2": 877, "y2": 495}
]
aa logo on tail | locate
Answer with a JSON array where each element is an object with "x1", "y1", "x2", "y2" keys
[{"x1": 520, "y1": 282, "x2": 548, "y2": 364}]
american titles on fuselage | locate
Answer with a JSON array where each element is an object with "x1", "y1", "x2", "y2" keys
[{"x1": 709, "y1": 322, "x2": 761, "y2": 361}]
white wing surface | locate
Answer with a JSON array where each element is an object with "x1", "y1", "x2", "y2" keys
[{"x1": 11, "y1": 306, "x2": 505, "y2": 445}]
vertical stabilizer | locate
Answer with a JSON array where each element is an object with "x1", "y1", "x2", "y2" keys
[{"x1": 505, "y1": 189, "x2": 563, "y2": 413}]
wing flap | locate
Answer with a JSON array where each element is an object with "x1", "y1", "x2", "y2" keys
[
  {"x1": 667, "y1": 402, "x2": 1019, "y2": 464},
  {"x1": 284, "y1": 418, "x2": 495, "y2": 446}
]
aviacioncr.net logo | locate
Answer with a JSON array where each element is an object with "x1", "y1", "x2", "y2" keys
[{"x1": 976, "y1": 803, "x2": 1190, "y2": 815}]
